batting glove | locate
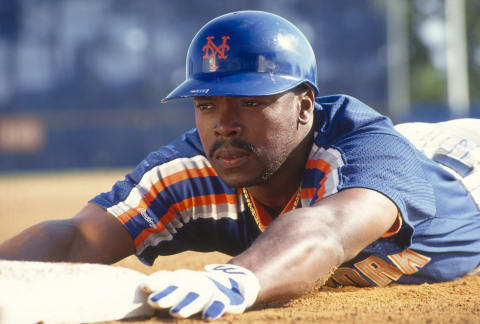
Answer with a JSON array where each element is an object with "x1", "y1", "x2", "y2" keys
[{"x1": 140, "y1": 264, "x2": 260, "y2": 320}]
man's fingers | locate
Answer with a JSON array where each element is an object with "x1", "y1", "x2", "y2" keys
[
  {"x1": 142, "y1": 271, "x2": 186, "y2": 309},
  {"x1": 147, "y1": 286, "x2": 206, "y2": 318},
  {"x1": 203, "y1": 299, "x2": 227, "y2": 320},
  {"x1": 142, "y1": 269, "x2": 214, "y2": 318},
  {"x1": 140, "y1": 265, "x2": 259, "y2": 320},
  {"x1": 148, "y1": 285, "x2": 183, "y2": 309},
  {"x1": 169, "y1": 291, "x2": 210, "y2": 318},
  {"x1": 140, "y1": 270, "x2": 175, "y2": 293}
]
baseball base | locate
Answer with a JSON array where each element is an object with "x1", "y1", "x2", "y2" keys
[{"x1": 0, "y1": 260, "x2": 155, "y2": 324}]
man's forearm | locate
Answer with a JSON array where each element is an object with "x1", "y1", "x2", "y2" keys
[
  {"x1": 0, "y1": 220, "x2": 77, "y2": 262},
  {"x1": 0, "y1": 203, "x2": 136, "y2": 264},
  {"x1": 229, "y1": 188, "x2": 398, "y2": 303},
  {"x1": 229, "y1": 207, "x2": 345, "y2": 302}
]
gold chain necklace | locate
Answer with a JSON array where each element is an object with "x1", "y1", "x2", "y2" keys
[{"x1": 242, "y1": 187, "x2": 301, "y2": 232}]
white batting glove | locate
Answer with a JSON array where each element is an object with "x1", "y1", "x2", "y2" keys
[{"x1": 140, "y1": 264, "x2": 260, "y2": 320}]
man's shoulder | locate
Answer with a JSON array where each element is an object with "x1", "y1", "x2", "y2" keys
[
  {"x1": 314, "y1": 94, "x2": 388, "y2": 125},
  {"x1": 128, "y1": 128, "x2": 210, "y2": 184},
  {"x1": 314, "y1": 94, "x2": 362, "y2": 107},
  {"x1": 91, "y1": 128, "x2": 224, "y2": 210},
  {"x1": 147, "y1": 128, "x2": 205, "y2": 162},
  {"x1": 313, "y1": 94, "x2": 395, "y2": 146}
]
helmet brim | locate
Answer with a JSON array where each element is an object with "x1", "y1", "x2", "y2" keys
[{"x1": 161, "y1": 72, "x2": 317, "y2": 103}]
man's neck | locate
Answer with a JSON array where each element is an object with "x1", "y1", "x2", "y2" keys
[{"x1": 246, "y1": 128, "x2": 314, "y2": 211}]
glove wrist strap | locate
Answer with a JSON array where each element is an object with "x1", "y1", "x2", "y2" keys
[{"x1": 204, "y1": 263, "x2": 261, "y2": 307}]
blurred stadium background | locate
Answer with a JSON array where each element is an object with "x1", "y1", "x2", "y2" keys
[{"x1": 1, "y1": 0, "x2": 480, "y2": 172}]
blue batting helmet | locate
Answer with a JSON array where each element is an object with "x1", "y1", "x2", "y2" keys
[{"x1": 162, "y1": 10, "x2": 318, "y2": 102}]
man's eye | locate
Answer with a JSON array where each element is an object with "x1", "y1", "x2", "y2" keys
[
  {"x1": 242, "y1": 100, "x2": 261, "y2": 107},
  {"x1": 196, "y1": 104, "x2": 213, "y2": 111}
]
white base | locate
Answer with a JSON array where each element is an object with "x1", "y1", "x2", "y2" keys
[{"x1": 0, "y1": 260, "x2": 154, "y2": 324}]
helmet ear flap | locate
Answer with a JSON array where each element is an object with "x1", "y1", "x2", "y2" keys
[{"x1": 162, "y1": 11, "x2": 318, "y2": 102}]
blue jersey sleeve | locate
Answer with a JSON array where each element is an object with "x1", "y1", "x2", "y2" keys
[
  {"x1": 90, "y1": 129, "x2": 256, "y2": 265},
  {"x1": 316, "y1": 95, "x2": 480, "y2": 286},
  {"x1": 315, "y1": 95, "x2": 436, "y2": 238}
]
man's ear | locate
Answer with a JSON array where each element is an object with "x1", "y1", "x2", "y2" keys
[{"x1": 298, "y1": 89, "x2": 315, "y2": 125}]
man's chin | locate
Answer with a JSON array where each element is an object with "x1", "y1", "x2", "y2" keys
[{"x1": 215, "y1": 172, "x2": 264, "y2": 189}]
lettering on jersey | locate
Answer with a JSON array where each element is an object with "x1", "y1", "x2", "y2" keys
[
  {"x1": 327, "y1": 267, "x2": 371, "y2": 287},
  {"x1": 137, "y1": 208, "x2": 157, "y2": 229},
  {"x1": 387, "y1": 249, "x2": 431, "y2": 275},
  {"x1": 354, "y1": 256, "x2": 403, "y2": 287},
  {"x1": 202, "y1": 36, "x2": 230, "y2": 71},
  {"x1": 326, "y1": 250, "x2": 431, "y2": 287}
]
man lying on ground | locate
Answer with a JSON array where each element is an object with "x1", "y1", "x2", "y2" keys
[{"x1": 1, "y1": 10, "x2": 479, "y2": 321}]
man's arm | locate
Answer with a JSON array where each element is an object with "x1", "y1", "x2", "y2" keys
[
  {"x1": 0, "y1": 202, "x2": 135, "y2": 264},
  {"x1": 229, "y1": 187, "x2": 398, "y2": 302}
]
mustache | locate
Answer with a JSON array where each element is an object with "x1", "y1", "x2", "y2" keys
[{"x1": 208, "y1": 138, "x2": 258, "y2": 158}]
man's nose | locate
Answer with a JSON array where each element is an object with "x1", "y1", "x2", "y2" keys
[{"x1": 214, "y1": 106, "x2": 242, "y2": 137}]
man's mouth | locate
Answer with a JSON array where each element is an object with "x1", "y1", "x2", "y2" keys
[{"x1": 215, "y1": 149, "x2": 250, "y2": 168}]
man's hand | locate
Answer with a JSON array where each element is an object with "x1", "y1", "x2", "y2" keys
[{"x1": 140, "y1": 264, "x2": 260, "y2": 320}]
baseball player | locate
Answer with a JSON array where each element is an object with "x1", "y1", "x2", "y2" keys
[{"x1": 1, "y1": 10, "x2": 480, "y2": 321}]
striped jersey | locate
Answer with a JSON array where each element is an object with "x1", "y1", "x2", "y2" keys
[{"x1": 91, "y1": 94, "x2": 480, "y2": 286}]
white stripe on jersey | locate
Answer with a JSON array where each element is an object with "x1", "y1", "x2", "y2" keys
[
  {"x1": 136, "y1": 193, "x2": 245, "y2": 255},
  {"x1": 105, "y1": 154, "x2": 245, "y2": 255},
  {"x1": 303, "y1": 138, "x2": 344, "y2": 206},
  {"x1": 107, "y1": 155, "x2": 212, "y2": 217}
]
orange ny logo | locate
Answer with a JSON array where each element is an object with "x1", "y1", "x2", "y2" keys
[{"x1": 202, "y1": 36, "x2": 230, "y2": 71}]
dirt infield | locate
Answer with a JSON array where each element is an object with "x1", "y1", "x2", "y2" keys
[{"x1": 1, "y1": 169, "x2": 479, "y2": 323}]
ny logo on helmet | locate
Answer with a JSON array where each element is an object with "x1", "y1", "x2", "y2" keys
[{"x1": 202, "y1": 36, "x2": 230, "y2": 71}]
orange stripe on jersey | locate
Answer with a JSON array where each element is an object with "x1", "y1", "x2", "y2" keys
[
  {"x1": 172, "y1": 193, "x2": 237, "y2": 216},
  {"x1": 133, "y1": 222, "x2": 167, "y2": 248},
  {"x1": 133, "y1": 193, "x2": 237, "y2": 247},
  {"x1": 250, "y1": 202, "x2": 273, "y2": 230},
  {"x1": 301, "y1": 187, "x2": 316, "y2": 200},
  {"x1": 381, "y1": 211, "x2": 403, "y2": 238},
  {"x1": 142, "y1": 167, "x2": 219, "y2": 211},
  {"x1": 118, "y1": 207, "x2": 142, "y2": 225},
  {"x1": 116, "y1": 166, "x2": 218, "y2": 225},
  {"x1": 305, "y1": 158, "x2": 332, "y2": 203}
]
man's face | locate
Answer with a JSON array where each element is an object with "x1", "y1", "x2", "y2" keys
[{"x1": 194, "y1": 92, "x2": 303, "y2": 188}]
